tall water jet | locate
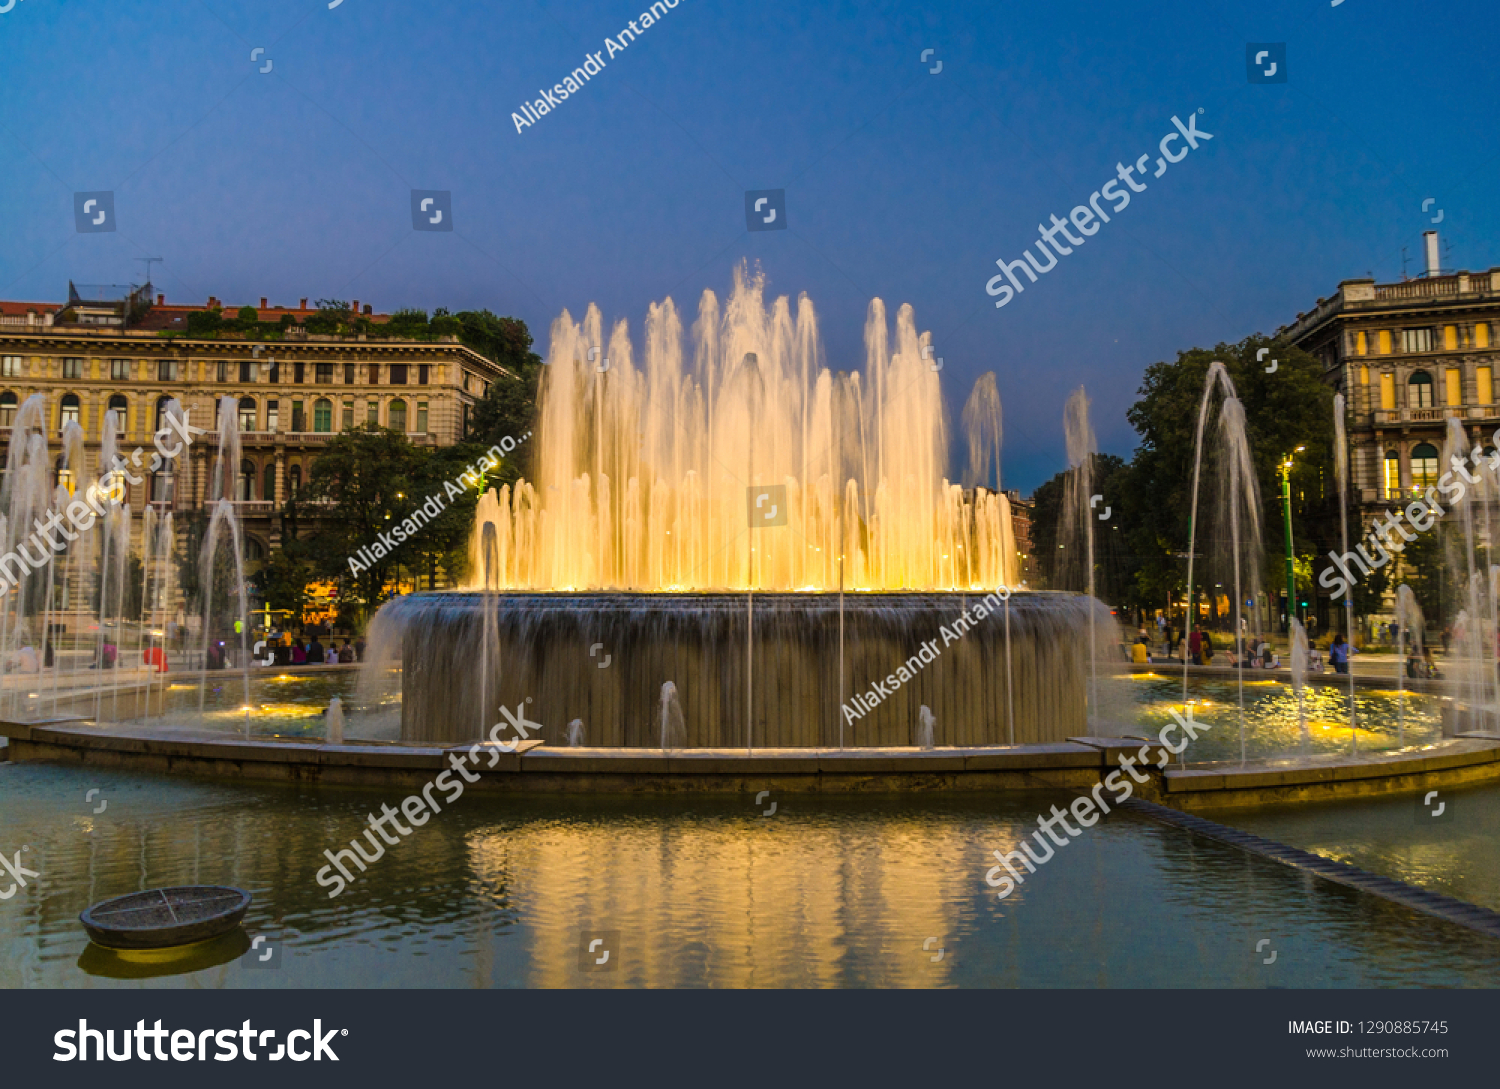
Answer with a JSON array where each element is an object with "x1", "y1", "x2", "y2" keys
[
  {"x1": 198, "y1": 396, "x2": 252, "y2": 733},
  {"x1": 961, "y1": 373, "x2": 1002, "y2": 490},
  {"x1": 1393, "y1": 584, "x2": 1424, "y2": 745},
  {"x1": 1440, "y1": 417, "x2": 1496, "y2": 736},
  {"x1": 1331, "y1": 393, "x2": 1357, "y2": 743},
  {"x1": 1060, "y1": 387, "x2": 1098, "y2": 732}
]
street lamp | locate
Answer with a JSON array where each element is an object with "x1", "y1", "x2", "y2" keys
[{"x1": 1280, "y1": 445, "x2": 1305, "y2": 631}]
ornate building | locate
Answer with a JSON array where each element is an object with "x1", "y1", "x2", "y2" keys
[
  {"x1": 0, "y1": 287, "x2": 513, "y2": 594},
  {"x1": 1281, "y1": 232, "x2": 1500, "y2": 525}
]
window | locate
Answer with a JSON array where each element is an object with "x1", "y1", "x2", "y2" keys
[
  {"x1": 294, "y1": 361, "x2": 305, "y2": 384},
  {"x1": 1481, "y1": 367, "x2": 1494, "y2": 405},
  {"x1": 1411, "y1": 443, "x2": 1439, "y2": 494},
  {"x1": 240, "y1": 360, "x2": 254, "y2": 382},
  {"x1": 1383, "y1": 451, "x2": 1401, "y2": 499},
  {"x1": 60, "y1": 393, "x2": 81, "y2": 429},
  {"x1": 368, "y1": 400, "x2": 379, "y2": 426},
  {"x1": 460, "y1": 402, "x2": 469, "y2": 437},
  {"x1": 416, "y1": 401, "x2": 428, "y2": 433},
  {"x1": 238, "y1": 397, "x2": 256, "y2": 432},
  {"x1": 418, "y1": 364, "x2": 429, "y2": 385},
  {"x1": 217, "y1": 360, "x2": 230, "y2": 382},
  {"x1": 1444, "y1": 325, "x2": 1459, "y2": 351},
  {"x1": 1379, "y1": 372, "x2": 1396, "y2": 410},
  {"x1": 267, "y1": 399, "x2": 279, "y2": 431},
  {"x1": 268, "y1": 360, "x2": 280, "y2": 383},
  {"x1": 292, "y1": 400, "x2": 305, "y2": 431},
  {"x1": 151, "y1": 469, "x2": 173, "y2": 503},
  {"x1": 244, "y1": 538, "x2": 266, "y2": 563},
  {"x1": 155, "y1": 396, "x2": 174, "y2": 431},
  {"x1": 1378, "y1": 330, "x2": 1392, "y2": 355},
  {"x1": 1355, "y1": 331, "x2": 1367, "y2": 356},
  {"x1": 1446, "y1": 368, "x2": 1462, "y2": 406},
  {"x1": 0, "y1": 392, "x2": 16, "y2": 429},
  {"x1": 316, "y1": 362, "x2": 333, "y2": 383},
  {"x1": 55, "y1": 456, "x2": 75, "y2": 496},
  {"x1": 238, "y1": 459, "x2": 256, "y2": 502},
  {"x1": 344, "y1": 363, "x2": 355, "y2": 384},
  {"x1": 1408, "y1": 370, "x2": 1434, "y2": 408},
  {"x1": 369, "y1": 363, "x2": 380, "y2": 384},
  {"x1": 263, "y1": 463, "x2": 277, "y2": 505},
  {"x1": 111, "y1": 359, "x2": 130, "y2": 380},
  {"x1": 342, "y1": 400, "x2": 354, "y2": 430},
  {"x1": 158, "y1": 360, "x2": 174, "y2": 381},
  {"x1": 388, "y1": 399, "x2": 407, "y2": 432},
  {"x1": 2, "y1": 356, "x2": 22, "y2": 378},
  {"x1": 62, "y1": 357, "x2": 83, "y2": 380},
  {"x1": 1479, "y1": 323, "x2": 1492, "y2": 349},
  {"x1": 289, "y1": 464, "x2": 301, "y2": 497},
  {"x1": 108, "y1": 394, "x2": 128, "y2": 436},
  {"x1": 391, "y1": 364, "x2": 408, "y2": 385},
  {"x1": 1402, "y1": 328, "x2": 1433, "y2": 354},
  {"x1": 313, "y1": 398, "x2": 332, "y2": 433}
]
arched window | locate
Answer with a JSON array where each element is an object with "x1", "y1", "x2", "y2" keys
[
  {"x1": 1409, "y1": 370, "x2": 1434, "y2": 408},
  {"x1": 60, "y1": 393, "x2": 81, "y2": 429},
  {"x1": 108, "y1": 394, "x2": 128, "y2": 437},
  {"x1": 0, "y1": 392, "x2": 17, "y2": 429},
  {"x1": 239, "y1": 458, "x2": 256, "y2": 502},
  {"x1": 289, "y1": 464, "x2": 302, "y2": 497},
  {"x1": 243, "y1": 537, "x2": 266, "y2": 562},
  {"x1": 238, "y1": 397, "x2": 256, "y2": 433},
  {"x1": 1410, "y1": 443, "x2": 1439, "y2": 494},
  {"x1": 263, "y1": 463, "x2": 277, "y2": 506},
  {"x1": 388, "y1": 398, "x2": 407, "y2": 433},
  {"x1": 313, "y1": 398, "x2": 332, "y2": 433},
  {"x1": 155, "y1": 396, "x2": 174, "y2": 432},
  {"x1": 1383, "y1": 450, "x2": 1401, "y2": 499}
]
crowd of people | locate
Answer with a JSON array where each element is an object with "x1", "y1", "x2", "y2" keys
[{"x1": 1126, "y1": 617, "x2": 1444, "y2": 680}]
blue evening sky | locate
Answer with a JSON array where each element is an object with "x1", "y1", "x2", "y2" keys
[{"x1": 2, "y1": 0, "x2": 1496, "y2": 492}]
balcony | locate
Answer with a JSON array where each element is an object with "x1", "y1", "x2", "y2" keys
[
  {"x1": 201, "y1": 499, "x2": 274, "y2": 515},
  {"x1": 1370, "y1": 406, "x2": 1495, "y2": 426}
]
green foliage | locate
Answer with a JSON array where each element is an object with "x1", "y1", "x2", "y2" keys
[
  {"x1": 297, "y1": 426, "x2": 481, "y2": 616},
  {"x1": 305, "y1": 299, "x2": 351, "y2": 336},
  {"x1": 186, "y1": 308, "x2": 223, "y2": 337},
  {"x1": 251, "y1": 549, "x2": 314, "y2": 626},
  {"x1": 1121, "y1": 333, "x2": 1337, "y2": 614},
  {"x1": 236, "y1": 305, "x2": 259, "y2": 325}
]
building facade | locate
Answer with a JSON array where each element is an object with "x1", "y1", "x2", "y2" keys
[
  {"x1": 0, "y1": 288, "x2": 512, "y2": 594},
  {"x1": 1281, "y1": 236, "x2": 1500, "y2": 537}
]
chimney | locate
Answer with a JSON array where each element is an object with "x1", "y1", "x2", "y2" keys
[
  {"x1": 157, "y1": 293, "x2": 165, "y2": 305},
  {"x1": 352, "y1": 300, "x2": 359, "y2": 314},
  {"x1": 364, "y1": 304, "x2": 372, "y2": 315},
  {"x1": 260, "y1": 297, "x2": 268, "y2": 309},
  {"x1": 208, "y1": 296, "x2": 219, "y2": 308},
  {"x1": 300, "y1": 298, "x2": 308, "y2": 310},
  {"x1": 1424, "y1": 231, "x2": 1441, "y2": 278}
]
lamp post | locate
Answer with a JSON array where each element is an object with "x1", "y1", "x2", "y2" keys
[{"x1": 1280, "y1": 446, "x2": 1305, "y2": 631}]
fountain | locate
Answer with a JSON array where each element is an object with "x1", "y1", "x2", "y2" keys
[
  {"x1": 915, "y1": 704, "x2": 936, "y2": 749},
  {"x1": 1290, "y1": 618, "x2": 1310, "y2": 753},
  {"x1": 363, "y1": 268, "x2": 1110, "y2": 747},
  {"x1": 1393, "y1": 584, "x2": 1423, "y2": 745},
  {"x1": 1331, "y1": 392, "x2": 1358, "y2": 743},
  {"x1": 326, "y1": 696, "x2": 345, "y2": 744}
]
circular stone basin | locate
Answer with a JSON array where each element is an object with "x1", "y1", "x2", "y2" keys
[{"x1": 80, "y1": 886, "x2": 251, "y2": 950}]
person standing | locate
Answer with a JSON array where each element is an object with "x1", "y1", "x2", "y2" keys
[
  {"x1": 1188, "y1": 629, "x2": 1202, "y2": 666},
  {"x1": 1329, "y1": 633, "x2": 1351, "y2": 675}
]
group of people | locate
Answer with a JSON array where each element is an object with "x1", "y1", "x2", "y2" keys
[{"x1": 272, "y1": 631, "x2": 365, "y2": 666}]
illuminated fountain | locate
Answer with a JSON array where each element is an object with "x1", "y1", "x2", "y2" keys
[{"x1": 368, "y1": 267, "x2": 1113, "y2": 747}]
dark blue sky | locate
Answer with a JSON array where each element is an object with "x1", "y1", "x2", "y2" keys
[{"x1": 3, "y1": 0, "x2": 1496, "y2": 492}]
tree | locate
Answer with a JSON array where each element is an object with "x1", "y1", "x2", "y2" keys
[
  {"x1": 251, "y1": 549, "x2": 314, "y2": 627},
  {"x1": 298, "y1": 426, "x2": 481, "y2": 618},
  {"x1": 1123, "y1": 333, "x2": 1337, "y2": 628}
]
